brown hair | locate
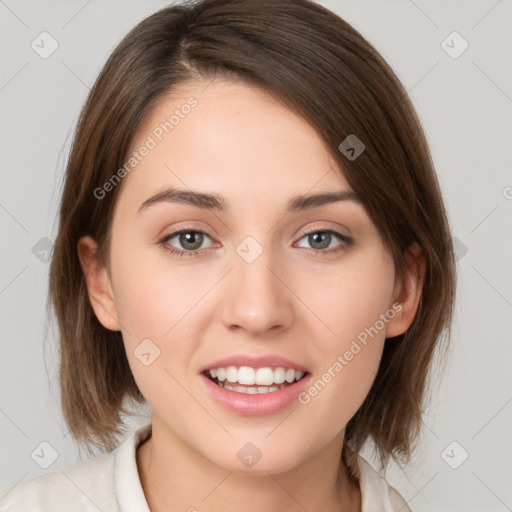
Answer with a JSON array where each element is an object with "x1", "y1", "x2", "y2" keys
[{"x1": 48, "y1": 0, "x2": 455, "y2": 470}]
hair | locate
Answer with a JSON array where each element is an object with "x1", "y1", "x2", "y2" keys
[{"x1": 48, "y1": 0, "x2": 456, "y2": 472}]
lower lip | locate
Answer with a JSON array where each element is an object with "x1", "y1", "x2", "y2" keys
[{"x1": 199, "y1": 373, "x2": 312, "y2": 416}]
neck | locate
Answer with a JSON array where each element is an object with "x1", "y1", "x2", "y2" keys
[{"x1": 136, "y1": 416, "x2": 361, "y2": 512}]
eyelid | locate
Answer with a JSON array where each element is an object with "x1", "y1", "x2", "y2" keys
[
  {"x1": 300, "y1": 223, "x2": 351, "y2": 237},
  {"x1": 300, "y1": 222, "x2": 352, "y2": 237}
]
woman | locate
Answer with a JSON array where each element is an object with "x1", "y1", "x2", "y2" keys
[{"x1": 0, "y1": 0, "x2": 455, "y2": 510}]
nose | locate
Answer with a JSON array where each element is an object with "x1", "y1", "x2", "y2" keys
[{"x1": 220, "y1": 245, "x2": 294, "y2": 336}]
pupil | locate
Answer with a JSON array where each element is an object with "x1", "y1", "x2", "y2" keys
[
  {"x1": 310, "y1": 231, "x2": 330, "y2": 249},
  {"x1": 181, "y1": 231, "x2": 202, "y2": 250}
]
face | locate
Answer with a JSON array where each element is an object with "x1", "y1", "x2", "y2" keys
[{"x1": 79, "y1": 79, "x2": 419, "y2": 475}]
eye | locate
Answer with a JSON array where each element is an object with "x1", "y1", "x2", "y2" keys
[
  {"x1": 295, "y1": 229, "x2": 353, "y2": 255},
  {"x1": 158, "y1": 228, "x2": 215, "y2": 258}
]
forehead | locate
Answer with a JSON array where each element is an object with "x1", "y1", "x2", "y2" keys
[{"x1": 119, "y1": 79, "x2": 349, "y2": 212}]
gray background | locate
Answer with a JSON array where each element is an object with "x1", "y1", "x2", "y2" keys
[{"x1": 1, "y1": 1, "x2": 511, "y2": 510}]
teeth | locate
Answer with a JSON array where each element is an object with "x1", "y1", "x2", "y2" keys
[
  {"x1": 273, "y1": 367, "x2": 286, "y2": 384},
  {"x1": 220, "y1": 381, "x2": 286, "y2": 394},
  {"x1": 216, "y1": 367, "x2": 226, "y2": 381},
  {"x1": 256, "y1": 367, "x2": 275, "y2": 385},
  {"x1": 207, "y1": 365, "x2": 305, "y2": 386},
  {"x1": 285, "y1": 368, "x2": 296, "y2": 383},
  {"x1": 226, "y1": 366, "x2": 238, "y2": 383}
]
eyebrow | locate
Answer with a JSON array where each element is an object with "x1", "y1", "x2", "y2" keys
[{"x1": 137, "y1": 186, "x2": 361, "y2": 215}]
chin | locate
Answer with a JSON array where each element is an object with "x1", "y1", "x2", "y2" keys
[{"x1": 203, "y1": 439, "x2": 308, "y2": 476}]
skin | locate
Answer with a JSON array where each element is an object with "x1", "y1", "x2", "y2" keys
[{"x1": 78, "y1": 79, "x2": 424, "y2": 512}]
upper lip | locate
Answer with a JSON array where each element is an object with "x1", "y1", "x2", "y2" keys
[{"x1": 199, "y1": 354, "x2": 309, "y2": 374}]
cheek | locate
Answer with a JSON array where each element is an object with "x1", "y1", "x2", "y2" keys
[
  {"x1": 294, "y1": 251, "x2": 395, "y2": 423},
  {"x1": 307, "y1": 269, "x2": 391, "y2": 380},
  {"x1": 108, "y1": 239, "x2": 210, "y2": 389},
  {"x1": 109, "y1": 249, "x2": 197, "y2": 410},
  {"x1": 301, "y1": 252, "x2": 396, "y2": 347},
  {"x1": 109, "y1": 237, "x2": 193, "y2": 337}
]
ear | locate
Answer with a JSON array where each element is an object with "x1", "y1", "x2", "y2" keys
[
  {"x1": 385, "y1": 242, "x2": 426, "y2": 338},
  {"x1": 77, "y1": 235, "x2": 121, "y2": 331}
]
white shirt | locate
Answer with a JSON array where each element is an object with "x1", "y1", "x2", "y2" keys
[{"x1": 0, "y1": 423, "x2": 411, "y2": 511}]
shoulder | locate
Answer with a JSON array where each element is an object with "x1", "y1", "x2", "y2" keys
[
  {"x1": 0, "y1": 422, "x2": 152, "y2": 512},
  {"x1": 0, "y1": 448, "x2": 117, "y2": 512},
  {"x1": 356, "y1": 455, "x2": 412, "y2": 512}
]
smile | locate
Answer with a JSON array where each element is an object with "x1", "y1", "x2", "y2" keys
[{"x1": 204, "y1": 365, "x2": 307, "y2": 395}]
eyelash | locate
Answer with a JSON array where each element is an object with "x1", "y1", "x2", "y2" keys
[{"x1": 157, "y1": 226, "x2": 354, "y2": 259}]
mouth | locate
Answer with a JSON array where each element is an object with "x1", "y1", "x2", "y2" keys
[{"x1": 202, "y1": 366, "x2": 309, "y2": 395}]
